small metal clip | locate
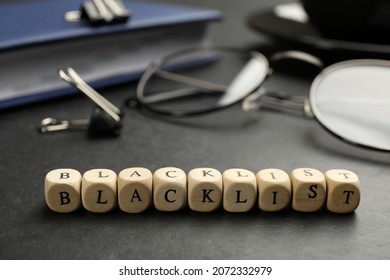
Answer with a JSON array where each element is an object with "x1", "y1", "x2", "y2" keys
[
  {"x1": 40, "y1": 118, "x2": 89, "y2": 133},
  {"x1": 39, "y1": 67, "x2": 123, "y2": 137},
  {"x1": 64, "y1": 0, "x2": 131, "y2": 25}
]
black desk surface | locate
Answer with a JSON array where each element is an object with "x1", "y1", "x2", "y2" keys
[{"x1": 1, "y1": 0, "x2": 390, "y2": 260}]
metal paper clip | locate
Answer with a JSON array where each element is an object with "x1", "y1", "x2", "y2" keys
[
  {"x1": 65, "y1": 0, "x2": 131, "y2": 25},
  {"x1": 39, "y1": 67, "x2": 123, "y2": 137}
]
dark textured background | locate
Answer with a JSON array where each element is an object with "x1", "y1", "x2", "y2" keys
[{"x1": 1, "y1": 0, "x2": 390, "y2": 259}]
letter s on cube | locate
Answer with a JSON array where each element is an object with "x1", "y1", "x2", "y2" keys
[{"x1": 291, "y1": 168, "x2": 327, "y2": 212}]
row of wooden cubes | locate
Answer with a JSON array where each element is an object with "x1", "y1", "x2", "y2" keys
[{"x1": 44, "y1": 167, "x2": 360, "y2": 214}]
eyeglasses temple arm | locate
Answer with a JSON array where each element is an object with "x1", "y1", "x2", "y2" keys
[
  {"x1": 242, "y1": 50, "x2": 322, "y2": 117},
  {"x1": 242, "y1": 89, "x2": 314, "y2": 118},
  {"x1": 141, "y1": 87, "x2": 216, "y2": 104},
  {"x1": 156, "y1": 70, "x2": 227, "y2": 93},
  {"x1": 269, "y1": 50, "x2": 324, "y2": 69},
  {"x1": 139, "y1": 70, "x2": 227, "y2": 104}
]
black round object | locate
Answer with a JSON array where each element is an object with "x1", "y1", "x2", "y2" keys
[{"x1": 301, "y1": 0, "x2": 390, "y2": 42}]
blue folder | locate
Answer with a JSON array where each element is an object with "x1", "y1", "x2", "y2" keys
[{"x1": 0, "y1": 0, "x2": 222, "y2": 109}]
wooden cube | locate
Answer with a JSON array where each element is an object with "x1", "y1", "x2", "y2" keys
[
  {"x1": 325, "y1": 169, "x2": 360, "y2": 213},
  {"x1": 188, "y1": 167, "x2": 222, "y2": 212},
  {"x1": 153, "y1": 167, "x2": 187, "y2": 212},
  {"x1": 44, "y1": 168, "x2": 82, "y2": 213},
  {"x1": 118, "y1": 167, "x2": 153, "y2": 213},
  {"x1": 291, "y1": 168, "x2": 326, "y2": 212},
  {"x1": 223, "y1": 168, "x2": 256, "y2": 212},
  {"x1": 256, "y1": 168, "x2": 291, "y2": 212},
  {"x1": 82, "y1": 169, "x2": 117, "y2": 213}
]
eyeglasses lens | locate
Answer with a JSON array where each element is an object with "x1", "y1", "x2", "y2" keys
[
  {"x1": 310, "y1": 61, "x2": 390, "y2": 151},
  {"x1": 139, "y1": 49, "x2": 269, "y2": 115}
]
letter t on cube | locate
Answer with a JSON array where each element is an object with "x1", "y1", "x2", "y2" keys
[{"x1": 325, "y1": 169, "x2": 360, "y2": 213}]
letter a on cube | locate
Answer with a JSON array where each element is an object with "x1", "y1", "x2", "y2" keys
[{"x1": 118, "y1": 167, "x2": 153, "y2": 213}]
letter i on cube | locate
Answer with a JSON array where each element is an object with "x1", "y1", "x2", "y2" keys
[{"x1": 257, "y1": 168, "x2": 291, "y2": 211}]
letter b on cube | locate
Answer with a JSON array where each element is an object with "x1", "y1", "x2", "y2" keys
[{"x1": 44, "y1": 168, "x2": 82, "y2": 213}]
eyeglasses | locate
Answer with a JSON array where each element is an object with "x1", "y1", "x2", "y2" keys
[
  {"x1": 40, "y1": 47, "x2": 390, "y2": 152},
  {"x1": 128, "y1": 47, "x2": 390, "y2": 152}
]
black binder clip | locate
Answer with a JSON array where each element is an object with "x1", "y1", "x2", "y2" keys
[
  {"x1": 65, "y1": 0, "x2": 131, "y2": 25},
  {"x1": 39, "y1": 67, "x2": 123, "y2": 138}
]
